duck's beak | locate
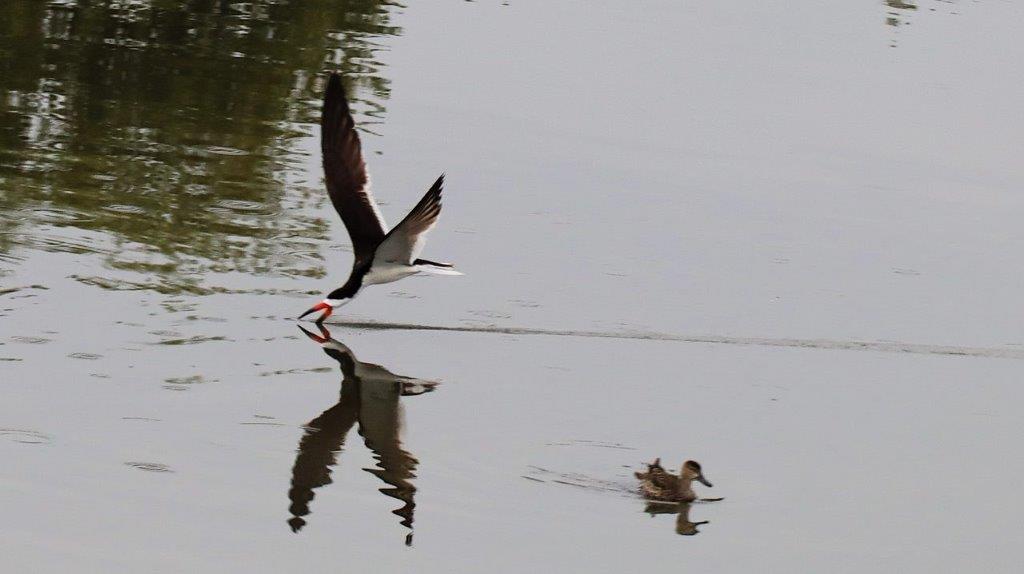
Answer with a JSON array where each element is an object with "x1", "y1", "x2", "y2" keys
[
  {"x1": 297, "y1": 324, "x2": 331, "y2": 344},
  {"x1": 298, "y1": 302, "x2": 332, "y2": 323},
  {"x1": 697, "y1": 474, "x2": 713, "y2": 487}
]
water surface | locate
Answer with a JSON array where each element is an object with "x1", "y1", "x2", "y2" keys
[{"x1": 2, "y1": 1, "x2": 1024, "y2": 572}]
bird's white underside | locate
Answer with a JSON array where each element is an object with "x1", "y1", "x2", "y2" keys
[
  {"x1": 363, "y1": 262, "x2": 422, "y2": 286},
  {"x1": 364, "y1": 261, "x2": 463, "y2": 285},
  {"x1": 322, "y1": 262, "x2": 462, "y2": 307}
]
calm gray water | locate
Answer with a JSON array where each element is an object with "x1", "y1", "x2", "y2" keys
[{"x1": 2, "y1": 1, "x2": 1023, "y2": 572}]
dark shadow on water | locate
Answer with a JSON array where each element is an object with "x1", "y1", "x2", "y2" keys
[
  {"x1": 644, "y1": 502, "x2": 709, "y2": 537},
  {"x1": 318, "y1": 319, "x2": 1024, "y2": 360},
  {"x1": 287, "y1": 324, "x2": 436, "y2": 546}
]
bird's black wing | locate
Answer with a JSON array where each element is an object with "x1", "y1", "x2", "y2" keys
[{"x1": 321, "y1": 73, "x2": 388, "y2": 267}]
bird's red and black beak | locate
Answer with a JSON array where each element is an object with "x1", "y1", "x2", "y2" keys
[{"x1": 298, "y1": 301, "x2": 333, "y2": 323}]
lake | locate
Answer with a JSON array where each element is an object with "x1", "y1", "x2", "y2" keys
[{"x1": 2, "y1": 1, "x2": 1023, "y2": 572}]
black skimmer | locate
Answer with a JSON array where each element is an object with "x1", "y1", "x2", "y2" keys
[
  {"x1": 289, "y1": 325, "x2": 437, "y2": 544},
  {"x1": 299, "y1": 73, "x2": 461, "y2": 324}
]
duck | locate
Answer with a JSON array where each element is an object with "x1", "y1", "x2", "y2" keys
[{"x1": 635, "y1": 458, "x2": 714, "y2": 503}]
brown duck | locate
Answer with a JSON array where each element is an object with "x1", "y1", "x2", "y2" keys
[{"x1": 635, "y1": 459, "x2": 715, "y2": 503}]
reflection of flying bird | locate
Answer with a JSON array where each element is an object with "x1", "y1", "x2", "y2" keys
[
  {"x1": 299, "y1": 73, "x2": 461, "y2": 324},
  {"x1": 288, "y1": 325, "x2": 437, "y2": 545}
]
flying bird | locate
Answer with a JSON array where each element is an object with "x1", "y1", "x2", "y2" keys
[{"x1": 299, "y1": 73, "x2": 461, "y2": 323}]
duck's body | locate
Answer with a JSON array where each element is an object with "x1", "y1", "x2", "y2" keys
[
  {"x1": 299, "y1": 73, "x2": 461, "y2": 324},
  {"x1": 635, "y1": 458, "x2": 713, "y2": 503}
]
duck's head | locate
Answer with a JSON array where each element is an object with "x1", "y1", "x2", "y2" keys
[{"x1": 681, "y1": 460, "x2": 712, "y2": 487}]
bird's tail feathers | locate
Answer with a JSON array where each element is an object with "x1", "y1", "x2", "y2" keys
[{"x1": 414, "y1": 259, "x2": 463, "y2": 276}]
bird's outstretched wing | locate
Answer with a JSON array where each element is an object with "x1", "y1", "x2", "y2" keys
[
  {"x1": 321, "y1": 72, "x2": 388, "y2": 267},
  {"x1": 374, "y1": 174, "x2": 444, "y2": 265}
]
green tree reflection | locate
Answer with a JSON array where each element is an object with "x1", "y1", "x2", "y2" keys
[
  {"x1": 0, "y1": 0, "x2": 401, "y2": 289},
  {"x1": 885, "y1": 0, "x2": 918, "y2": 28}
]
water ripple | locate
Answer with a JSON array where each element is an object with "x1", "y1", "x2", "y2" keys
[
  {"x1": 0, "y1": 429, "x2": 52, "y2": 445},
  {"x1": 124, "y1": 462, "x2": 173, "y2": 473},
  {"x1": 322, "y1": 320, "x2": 1024, "y2": 360}
]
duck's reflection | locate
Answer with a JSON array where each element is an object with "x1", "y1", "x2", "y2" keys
[
  {"x1": 288, "y1": 325, "x2": 437, "y2": 545},
  {"x1": 644, "y1": 502, "x2": 710, "y2": 536}
]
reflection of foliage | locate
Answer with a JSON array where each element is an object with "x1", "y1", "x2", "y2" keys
[
  {"x1": 885, "y1": 0, "x2": 918, "y2": 28},
  {"x1": 0, "y1": 0, "x2": 401, "y2": 285},
  {"x1": 885, "y1": 0, "x2": 971, "y2": 34}
]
